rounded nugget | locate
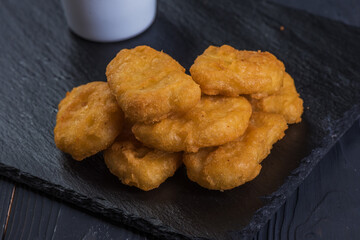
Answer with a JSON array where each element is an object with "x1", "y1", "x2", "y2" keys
[
  {"x1": 190, "y1": 45, "x2": 285, "y2": 96},
  {"x1": 183, "y1": 112, "x2": 288, "y2": 191},
  {"x1": 106, "y1": 45, "x2": 201, "y2": 123},
  {"x1": 132, "y1": 96, "x2": 252, "y2": 152},
  {"x1": 54, "y1": 82, "x2": 124, "y2": 161},
  {"x1": 104, "y1": 128, "x2": 182, "y2": 191},
  {"x1": 250, "y1": 73, "x2": 303, "y2": 124}
]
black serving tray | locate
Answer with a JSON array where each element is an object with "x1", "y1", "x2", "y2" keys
[{"x1": 0, "y1": 0, "x2": 359, "y2": 239}]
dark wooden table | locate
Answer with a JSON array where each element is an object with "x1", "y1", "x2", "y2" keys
[{"x1": 1, "y1": 1, "x2": 360, "y2": 239}]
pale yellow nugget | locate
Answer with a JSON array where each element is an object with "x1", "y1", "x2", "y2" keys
[
  {"x1": 54, "y1": 82, "x2": 124, "y2": 161},
  {"x1": 132, "y1": 96, "x2": 252, "y2": 152},
  {"x1": 251, "y1": 73, "x2": 303, "y2": 124},
  {"x1": 104, "y1": 129, "x2": 182, "y2": 191},
  {"x1": 183, "y1": 112, "x2": 288, "y2": 191},
  {"x1": 190, "y1": 45, "x2": 285, "y2": 96},
  {"x1": 106, "y1": 45, "x2": 201, "y2": 123}
]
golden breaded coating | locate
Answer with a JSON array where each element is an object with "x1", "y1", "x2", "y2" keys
[
  {"x1": 54, "y1": 82, "x2": 124, "y2": 161},
  {"x1": 106, "y1": 45, "x2": 201, "y2": 123},
  {"x1": 251, "y1": 73, "x2": 303, "y2": 124},
  {"x1": 190, "y1": 45, "x2": 285, "y2": 96},
  {"x1": 132, "y1": 96, "x2": 252, "y2": 152},
  {"x1": 103, "y1": 127, "x2": 182, "y2": 191},
  {"x1": 183, "y1": 112, "x2": 288, "y2": 191}
]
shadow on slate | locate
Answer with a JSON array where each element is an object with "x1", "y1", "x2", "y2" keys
[
  {"x1": 0, "y1": 0, "x2": 359, "y2": 239},
  {"x1": 255, "y1": 119, "x2": 360, "y2": 240}
]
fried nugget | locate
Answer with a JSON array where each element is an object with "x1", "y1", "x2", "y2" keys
[
  {"x1": 132, "y1": 96, "x2": 252, "y2": 152},
  {"x1": 54, "y1": 82, "x2": 124, "y2": 161},
  {"x1": 250, "y1": 73, "x2": 303, "y2": 124},
  {"x1": 103, "y1": 126, "x2": 182, "y2": 191},
  {"x1": 183, "y1": 112, "x2": 288, "y2": 191},
  {"x1": 190, "y1": 45, "x2": 285, "y2": 96},
  {"x1": 106, "y1": 45, "x2": 201, "y2": 123}
]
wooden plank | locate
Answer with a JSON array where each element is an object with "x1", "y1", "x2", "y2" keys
[
  {"x1": 255, "y1": 119, "x2": 360, "y2": 239},
  {"x1": 4, "y1": 185, "x2": 147, "y2": 240},
  {"x1": 2, "y1": 119, "x2": 359, "y2": 240},
  {"x1": 0, "y1": 121, "x2": 360, "y2": 240},
  {"x1": 0, "y1": 177, "x2": 15, "y2": 239},
  {"x1": 0, "y1": 0, "x2": 360, "y2": 239}
]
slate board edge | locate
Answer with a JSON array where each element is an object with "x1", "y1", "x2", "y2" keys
[
  {"x1": 238, "y1": 103, "x2": 360, "y2": 239},
  {"x1": 0, "y1": 164, "x2": 190, "y2": 240},
  {"x1": 0, "y1": 104, "x2": 359, "y2": 240}
]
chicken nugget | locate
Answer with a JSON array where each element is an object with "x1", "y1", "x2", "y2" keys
[
  {"x1": 250, "y1": 73, "x2": 303, "y2": 124},
  {"x1": 106, "y1": 45, "x2": 201, "y2": 123},
  {"x1": 132, "y1": 96, "x2": 252, "y2": 152},
  {"x1": 190, "y1": 45, "x2": 285, "y2": 96},
  {"x1": 103, "y1": 126, "x2": 182, "y2": 191},
  {"x1": 183, "y1": 112, "x2": 288, "y2": 191},
  {"x1": 54, "y1": 82, "x2": 124, "y2": 161}
]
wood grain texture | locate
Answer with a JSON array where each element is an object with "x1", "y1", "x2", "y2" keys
[
  {"x1": 1, "y1": 120, "x2": 359, "y2": 240},
  {"x1": 3, "y1": 185, "x2": 148, "y2": 240},
  {"x1": 0, "y1": 0, "x2": 360, "y2": 239},
  {"x1": 255, "y1": 120, "x2": 360, "y2": 239},
  {"x1": 0, "y1": 177, "x2": 15, "y2": 238}
]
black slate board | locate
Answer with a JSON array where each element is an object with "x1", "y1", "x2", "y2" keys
[
  {"x1": 0, "y1": 0, "x2": 360, "y2": 239},
  {"x1": 255, "y1": 119, "x2": 360, "y2": 240},
  {"x1": 1, "y1": 120, "x2": 360, "y2": 240}
]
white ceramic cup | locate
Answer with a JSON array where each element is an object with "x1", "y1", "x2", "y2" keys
[{"x1": 61, "y1": 0, "x2": 157, "y2": 42}]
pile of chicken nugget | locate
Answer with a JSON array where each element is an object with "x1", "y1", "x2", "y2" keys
[{"x1": 54, "y1": 45, "x2": 303, "y2": 191}]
